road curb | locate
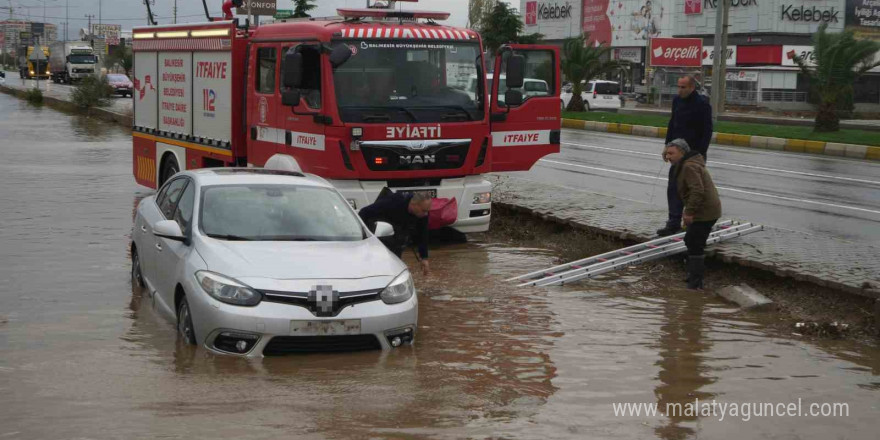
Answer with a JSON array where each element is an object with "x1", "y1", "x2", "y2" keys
[
  {"x1": 562, "y1": 118, "x2": 880, "y2": 162},
  {"x1": 0, "y1": 83, "x2": 133, "y2": 127}
]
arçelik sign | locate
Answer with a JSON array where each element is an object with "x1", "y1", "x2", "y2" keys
[
  {"x1": 650, "y1": 38, "x2": 703, "y2": 67},
  {"x1": 525, "y1": 1, "x2": 574, "y2": 26}
]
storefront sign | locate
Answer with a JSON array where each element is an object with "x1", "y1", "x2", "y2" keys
[
  {"x1": 236, "y1": 0, "x2": 277, "y2": 16},
  {"x1": 704, "y1": 0, "x2": 758, "y2": 8},
  {"x1": 781, "y1": 45, "x2": 818, "y2": 67},
  {"x1": 614, "y1": 47, "x2": 643, "y2": 63},
  {"x1": 685, "y1": 0, "x2": 702, "y2": 14},
  {"x1": 846, "y1": 0, "x2": 880, "y2": 41},
  {"x1": 726, "y1": 71, "x2": 759, "y2": 82},
  {"x1": 781, "y1": 5, "x2": 840, "y2": 23},
  {"x1": 702, "y1": 46, "x2": 736, "y2": 66},
  {"x1": 650, "y1": 38, "x2": 702, "y2": 67},
  {"x1": 526, "y1": 1, "x2": 574, "y2": 25}
]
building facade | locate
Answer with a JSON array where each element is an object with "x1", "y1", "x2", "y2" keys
[
  {"x1": 518, "y1": 0, "x2": 880, "y2": 110},
  {"x1": 1, "y1": 21, "x2": 58, "y2": 64}
]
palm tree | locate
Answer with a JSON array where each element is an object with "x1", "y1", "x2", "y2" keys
[
  {"x1": 561, "y1": 34, "x2": 620, "y2": 112},
  {"x1": 794, "y1": 24, "x2": 880, "y2": 132},
  {"x1": 292, "y1": 0, "x2": 317, "y2": 18}
]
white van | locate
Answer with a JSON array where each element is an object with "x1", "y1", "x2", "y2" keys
[{"x1": 561, "y1": 80, "x2": 622, "y2": 111}]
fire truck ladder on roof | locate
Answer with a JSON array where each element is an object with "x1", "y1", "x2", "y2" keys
[{"x1": 507, "y1": 220, "x2": 763, "y2": 288}]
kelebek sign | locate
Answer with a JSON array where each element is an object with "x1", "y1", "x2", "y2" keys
[{"x1": 650, "y1": 38, "x2": 703, "y2": 67}]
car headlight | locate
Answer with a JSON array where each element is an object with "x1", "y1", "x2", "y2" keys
[
  {"x1": 381, "y1": 270, "x2": 415, "y2": 305},
  {"x1": 473, "y1": 192, "x2": 491, "y2": 205},
  {"x1": 195, "y1": 271, "x2": 261, "y2": 306}
]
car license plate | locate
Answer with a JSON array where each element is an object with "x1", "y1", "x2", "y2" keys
[
  {"x1": 290, "y1": 320, "x2": 361, "y2": 336},
  {"x1": 603, "y1": 96, "x2": 613, "y2": 99},
  {"x1": 394, "y1": 188, "x2": 437, "y2": 198}
]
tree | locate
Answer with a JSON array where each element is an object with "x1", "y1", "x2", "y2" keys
[
  {"x1": 794, "y1": 24, "x2": 880, "y2": 132},
  {"x1": 292, "y1": 0, "x2": 317, "y2": 18},
  {"x1": 468, "y1": 0, "x2": 496, "y2": 30},
  {"x1": 108, "y1": 46, "x2": 133, "y2": 77},
  {"x1": 561, "y1": 34, "x2": 620, "y2": 112},
  {"x1": 478, "y1": 2, "x2": 543, "y2": 54}
]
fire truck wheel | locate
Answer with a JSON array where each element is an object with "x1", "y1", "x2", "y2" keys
[{"x1": 159, "y1": 155, "x2": 180, "y2": 187}]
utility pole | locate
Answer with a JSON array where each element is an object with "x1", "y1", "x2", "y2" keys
[
  {"x1": 85, "y1": 13, "x2": 94, "y2": 47},
  {"x1": 710, "y1": 0, "x2": 730, "y2": 121},
  {"x1": 98, "y1": 0, "x2": 101, "y2": 24},
  {"x1": 65, "y1": 0, "x2": 68, "y2": 42},
  {"x1": 173, "y1": 0, "x2": 177, "y2": 24}
]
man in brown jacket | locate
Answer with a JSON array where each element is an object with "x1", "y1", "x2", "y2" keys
[{"x1": 664, "y1": 138, "x2": 722, "y2": 289}]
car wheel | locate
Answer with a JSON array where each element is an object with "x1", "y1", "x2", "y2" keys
[
  {"x1": 177, "y1": 296, "x2": 197, "y2": 346},
  {"x1": 561, "y1": 100, "x2": 565, "y2": 112},
  {"x1": 131, "y1": 245, "x2": 144, "y2": 288},
  {"x1": 159, "y1": 155, "x2": 180, "y2": 187},
  {"x1": 585, "y1": 102, "x2": 591, "y2": 112}
]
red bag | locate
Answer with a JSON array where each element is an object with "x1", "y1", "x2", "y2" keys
[{"x1": 428, "y1": 197, "x2": 458, "y2": 230}]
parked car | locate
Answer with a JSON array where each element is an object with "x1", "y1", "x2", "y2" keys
[
  {"x1": 466, "y1": 74, "x2": 552, "y2": 103},
  {"x1": 561, "y1": 80, "x2": 622, "y2": 111},
  {"x1": 106, "y1": 74, "x2": 133, "y2": 97},
  {"x1": 131, "y1": 168, "x2": 418, "y2": 357}
]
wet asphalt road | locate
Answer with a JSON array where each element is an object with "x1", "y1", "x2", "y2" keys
[
  {"x1": 1, "y1": 92, "x2": 879, "y2": 439},
  {"x1": 515, "y1": 128, "x2": 880, "y2": 243}
]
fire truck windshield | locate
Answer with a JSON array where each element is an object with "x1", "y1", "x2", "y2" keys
[{"x1": 333, "y1": 40, "x2": 483, "y2": 123}]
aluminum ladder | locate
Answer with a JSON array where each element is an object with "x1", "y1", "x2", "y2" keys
[{"x1": 508, "y1": 220, "x2": 763, "y2": 287}]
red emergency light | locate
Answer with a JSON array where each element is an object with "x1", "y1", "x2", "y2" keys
[{"x1": 337, "y1": 8, "x2": 450, "y2": 21}]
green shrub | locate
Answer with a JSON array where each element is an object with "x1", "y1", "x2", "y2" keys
[
  {"x1": 24, "y1": 87, "x2": 43, "y2": 104},
  {"x1": 71, "y1": 75, "x2": 113, "y2": 109}
]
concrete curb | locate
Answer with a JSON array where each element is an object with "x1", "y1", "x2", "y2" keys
[
  {"x1": 0, "y1": 84, "x2": 133, "y2": 127},
  {"x1": 562, "y1": 118, "x2": 880, "y2": 162}
]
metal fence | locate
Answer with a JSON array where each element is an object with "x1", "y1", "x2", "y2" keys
[{"x1": 760, "y1": 90, "x2": 808, "y2": 103}]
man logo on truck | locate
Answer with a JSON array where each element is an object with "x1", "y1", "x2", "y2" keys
[{"x1": 400, "y1": 154, "x2": 436, "y2": 165}]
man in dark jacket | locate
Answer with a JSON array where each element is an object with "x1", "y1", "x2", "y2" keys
[
  {"x1": 658, "y1": 75, "x2": 714, "y2": 236},
  {"x1": 359, "y1": 191, "x2": 431, "y2": 275},
  {"x1": 665, "y1": 138, "x2": 722, "y2": 289}
]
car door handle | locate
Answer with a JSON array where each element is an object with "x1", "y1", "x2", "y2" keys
[
  {"x1": 141, "y1": 225, "x2": 147, "y2": 233},
  {"x1": 155, "y1": 243, "x2": 163, "y2": 252}
]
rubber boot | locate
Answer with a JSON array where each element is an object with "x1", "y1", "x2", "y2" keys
[{"x1": 686, "y1": 255, "x2": 705, "y2": 290}]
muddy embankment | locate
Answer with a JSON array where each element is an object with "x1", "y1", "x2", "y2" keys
[
  {"x1": 483, "y1": 204, "x2": 880, "y2": 343},
  {"x1": 0, "y1": 83, "x2": 133, "y2": 127}
]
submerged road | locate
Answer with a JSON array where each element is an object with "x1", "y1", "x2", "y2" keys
[{"x1": 515, "y1": 128, "x2": 880, "y2": 243}]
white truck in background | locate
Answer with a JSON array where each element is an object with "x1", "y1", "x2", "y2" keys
[{"x1": 49, "y1": 42, "x2": 98, "y2": 83}]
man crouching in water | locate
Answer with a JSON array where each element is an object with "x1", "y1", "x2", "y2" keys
[
  {"x1": 359, "y1": 191, "x2": 432, "y2": 275},
  {"x1": 664, "y1": 138, "x2": 722, "y2": 289}
]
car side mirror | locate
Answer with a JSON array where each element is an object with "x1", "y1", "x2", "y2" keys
[
  {"x1": 505, "y1": 89, "x2": 523, "y2": 106},
  {"x1": 506, "y1": 54, "x2": 525, "y2": 89},
  {"x1": 282, "y1": 49, "x2": 304, "y2": 89},
  {"x1": 281, "y1": 90, "x2": 301, "y2": 107},
  {"x1": 329, "y1": 44, "x2": 352, "y2": 68},
  {"x1": 374, "y1": 221, "x2": 395, "y2": 238},
  {"x1": 154, "y1": 220, "x2": 185, "y2": 242}
]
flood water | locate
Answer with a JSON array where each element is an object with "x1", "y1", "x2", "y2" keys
[{"x1": 1, "y1": 93, "x2": 878, "y2": 439}]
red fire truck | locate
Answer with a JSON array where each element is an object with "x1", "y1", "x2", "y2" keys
[{"x1": 131, "y1": 2, "x2": 560, "y2": 233}]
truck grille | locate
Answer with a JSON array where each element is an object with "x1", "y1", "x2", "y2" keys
[
  {"x1": 263, "y1": 335, "x2": 382, "y2": 355},
  {"x1": 361, "y1": 140, "x2": 470, "y2": 171}
]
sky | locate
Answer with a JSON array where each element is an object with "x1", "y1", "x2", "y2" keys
[{"x1": 8, "y1": 1, "x2": 517, "y2": 41}]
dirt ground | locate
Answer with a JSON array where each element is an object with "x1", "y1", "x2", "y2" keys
[{"x1": 481, "y1": 206, "x2": 879, "y2": 343}]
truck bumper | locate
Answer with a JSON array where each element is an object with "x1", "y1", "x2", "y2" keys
[{"x1": 328, "y1": 175, "x2": 492, "y2": 233}]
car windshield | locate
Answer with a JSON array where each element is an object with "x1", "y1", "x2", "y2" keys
[
  {"x1": 70, "y1": 54, "x2": 97, "y2": 64},
  {"x1": 333, "y1": 40, "x2": 482, "y2": 123},
  {"x1": 107, "y1": 74, "x2": 128, "y2": 82},
  {"x1": 199, "y1": 185, "x2": 366, "y2": 241}
]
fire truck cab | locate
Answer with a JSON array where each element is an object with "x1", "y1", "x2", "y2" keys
[{"x1": 131, "y1": 3, "x2": 560, "y2": 233}]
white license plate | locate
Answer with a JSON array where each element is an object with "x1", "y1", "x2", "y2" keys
[
  {"x1": 290, "y1": 320, "x2": 361, "y2": 336},
  {"x1": 394, "y1": 189, "x2": 437, "y2": 198},
  {"x1": 603, "y1": 96, "x2": 614, "y2": 99}
]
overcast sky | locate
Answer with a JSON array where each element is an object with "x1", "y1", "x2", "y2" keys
[{"x1": 17, "y1": 1, "x2": 515, "y2": 41}]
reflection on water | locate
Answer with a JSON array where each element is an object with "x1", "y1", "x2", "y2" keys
[
  {"x1": 653, "y1": 292, "x2": 715, "y2": 439},
  {"x1": 1, "y1": 92, "x2": 879, "y2": 439}
]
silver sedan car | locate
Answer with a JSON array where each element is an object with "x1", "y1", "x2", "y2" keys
[{"x1": 131, "y1": 168, "x2": 417, "y2": 356}]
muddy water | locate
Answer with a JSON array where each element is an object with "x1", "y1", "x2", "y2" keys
[{"x1": 1, "y1": 93, "x2": 878, "y2": 439}]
